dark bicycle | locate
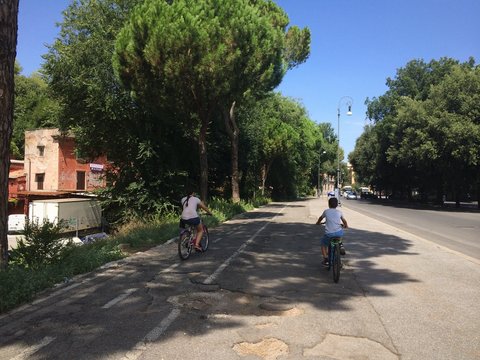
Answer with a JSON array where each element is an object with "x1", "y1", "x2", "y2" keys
[
  {"x1": 178, "y1": 219, "x2": 209, "y2": 260},
  {"x1": 327, "y1": 236, "x2": 343, "y2": 283},
  {"x1": 319, "y1": 222, "x2": 345, "y2": 283}
]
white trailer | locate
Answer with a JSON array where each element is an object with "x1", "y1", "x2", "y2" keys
[{"x1": 29, "y1": 198, "x2": 102, "y2": 235}]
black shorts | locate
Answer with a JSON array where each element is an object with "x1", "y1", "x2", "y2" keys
[{"x1": 183, "y1": 217, "x2": 200, "y2": 226}]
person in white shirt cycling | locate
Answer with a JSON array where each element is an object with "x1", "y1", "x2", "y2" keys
[
  {"x1": 180, "y1": 188, "x2": 212, "y2": 252},
  {"x1": 316, "y1": 197, "x2": 348, "y2": 266}
]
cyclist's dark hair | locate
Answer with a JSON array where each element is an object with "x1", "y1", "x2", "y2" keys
[
  {"x1": 328, "y1": 197, "x2": 338, "y2": 208},
  {"x1": 185, "y1": 185, "x2": 196, "y2": 196},
  {"x1": 183, "y1": 186, "x2": 196, "y2": 208}
]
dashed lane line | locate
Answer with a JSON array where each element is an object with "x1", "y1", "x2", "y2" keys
[
  {"x1": 123, "y1": 308, "x2": 181, "y2": 360},
  {"x1": 102, "y1": 288, "x2": 139, "y2": 309},
  {"x1": 204, "y1": 205, "x2": 286, "y2": 285},
  {"x1": 10, "y1": 336, "x2": 55, "y2": 360}
]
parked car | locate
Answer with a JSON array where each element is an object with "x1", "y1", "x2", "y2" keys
[{"x1": 345, "y1": 191, "x2": 357, "y2": 200}]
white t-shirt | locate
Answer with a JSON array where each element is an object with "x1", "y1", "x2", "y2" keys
[
  {"x1": 322, "y1": 208, "x2": 343, "y2": 234},
  {"x1": 181, "y1": 196, "x2": 201, "y2": 220}
]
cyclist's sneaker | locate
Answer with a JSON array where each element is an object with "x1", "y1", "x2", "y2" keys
[
  {"x1": 322, "y1": 258, "x2": 329, "y2": 267},
  {"x1": 340, "y1": 244, "x2": 346, "y2": 255}
]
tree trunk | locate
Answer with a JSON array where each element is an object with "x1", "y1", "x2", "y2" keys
[
  {"x1": 199, "y1": 118, "x2": 209, "y2": 201},
  {"x1": 0, "y1": 0, "x2": 19, "y2": 269},
  {"x1": 223, "y1": 101, "x2": 240, "y2": 203},
  {"x1": 261, "y1": 164, "x2": 266, "y2": 196},
  {"x1": 260, "y1": 161, "x2": 272, "y2": 196},
  {"x1": 477, "y1": 169, "x2": 480, "y2": 210}
]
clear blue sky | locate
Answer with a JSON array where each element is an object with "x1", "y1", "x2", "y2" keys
[{"x1": 16, "y1": 0, "x2": 480, "y2": 157}]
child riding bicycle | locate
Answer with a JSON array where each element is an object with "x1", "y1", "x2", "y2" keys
[
  {"x1": 316, "y1": 197, "x2": 348, "y2": 266},
  {"x1": 180, "y1": 188, "x2": 212, "y2": 252}
]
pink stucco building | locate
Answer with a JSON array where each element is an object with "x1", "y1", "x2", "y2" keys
[
  {"x1": 9, "y1": 128, "x2": 108, "y2": 215},
  {"x1": 24, "y1": 128, "x2": 107, "y2": 192}
]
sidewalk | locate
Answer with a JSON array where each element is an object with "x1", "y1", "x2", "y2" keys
[{"x1": 309, "y1": 196, "x2": 480, "y2": 360}]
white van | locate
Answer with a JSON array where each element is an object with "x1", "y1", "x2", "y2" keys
[{"x1": 8, "y1": 214, "x2": 27, "y2": 233}]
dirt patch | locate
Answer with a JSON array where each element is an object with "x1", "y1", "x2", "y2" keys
[
  {"x1": 233, "y1": 338, "x2": 289, "y2": 360},
  {"x1": 168, "y1": 290, "x2": 303, "y2": 318}
]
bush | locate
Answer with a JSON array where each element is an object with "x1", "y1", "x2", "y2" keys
[{"x1": 10, "y1": 219, "x2": 69, "y2": 269}]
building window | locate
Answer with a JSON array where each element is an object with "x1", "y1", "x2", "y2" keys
[
  {"x1": 76, "y1": 171, "x2": 86, "y2": 190},
  {"x1": 35, "y1": 173, "x2": 45, "y2": 190},
  {"x1": 37, "y1": 146, "x2": 45, "y2": 156}
]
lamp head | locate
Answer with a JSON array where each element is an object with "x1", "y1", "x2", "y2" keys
[{"x1": 347, "y1": 105, "x2": 352, "y2": 116}]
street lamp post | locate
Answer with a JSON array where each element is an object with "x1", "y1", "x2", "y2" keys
[
  {"x1": 337, "y1": 96, "x2": 353, "y2": 198},
  {"x1": 317, "y1": 150, "x2": 326, "y2": 196}
]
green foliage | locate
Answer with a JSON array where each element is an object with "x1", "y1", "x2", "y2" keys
[
  {"x1": 0, "y1": 265, "x2": 63, "y2": 313},
  {"x1": 112, "y1": 0, "x2": 310, "y2": 199},
  {"x1": 351, "y1": 57, "x2": 480, "y2": 203},
  {"x1": 44, "y1": 0, "x2": 194, "y2": 218},
  {"x1": 42, "y1": 0, "x2": 312, "y2": 215},
  {"x1": 238, "y1": 92, "x2": 324, "y2": 199},
  {"x1": 10, "y1": 219, "x2": 68, "y2": 269},
  {"x1": 114, "y1": 0, "x2": 290, "y2": 106},
  {"x1": 209, "y1": 197, "x2": 252, "y2": 221},
  {"x1": 58, "y1": 240, "x2": 125, "y2": 275},
  {"x1": 13, "y1": 70, "x2": 60, "y2": 158}
]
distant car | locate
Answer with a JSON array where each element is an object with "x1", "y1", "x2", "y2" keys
[
  {"x1": 345, "y1": 192, "x2": 357, "y2": 200},
  {"x1": 361, "y1": 192, "x2": 377, "y2": 199}
]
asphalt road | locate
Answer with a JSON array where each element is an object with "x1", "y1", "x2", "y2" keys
[
  {"x1": 0, "y1": 198, "x2": 479, "y2": 360},
  {"x1": 340, "y1": 198, "x2": 480, "y2": 260}
]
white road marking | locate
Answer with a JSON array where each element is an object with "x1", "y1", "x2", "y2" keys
[
  {"x1": 102, "y1": 288, "x2": 138, "y2": 309},
  {"x1": 11, "y1": 336, "x2": 55, "y2": 360},
  {"x1": 160, "y1": 262, "x2": 179, "y2": 273},
  {"x1": 213, "y1": 237, "x2": 222, "y2": 243},
  {"x1": 123, "y1": 308, "x2": 181, "y2": 360},
  {"x1": 144, "y1": 308, "x2": 181, "y2": 341},
  {"x1": 30, "y1": 283, "x2": 81, "y2": 306},
  {"x1": 203, "y1": 206, "x2": 286, "y2": 285}
]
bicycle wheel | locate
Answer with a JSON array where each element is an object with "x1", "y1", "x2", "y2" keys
[
  {"x1": 332, "y1": 243, "x2": 341, "y2": 283},
  {"x1": 178, "y1": 231, "x2": 192, "y2": 260},
  {"x1": 200, "y1": 225, "x2": 209, "y2": 251}
]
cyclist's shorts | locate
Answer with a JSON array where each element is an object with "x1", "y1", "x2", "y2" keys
[
  {"x1": 183, "y1": 217, "x2": 201, "y2": 226},
  {"x1": 321, "y1": 230, "x2": 343, "y2": 246}
]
